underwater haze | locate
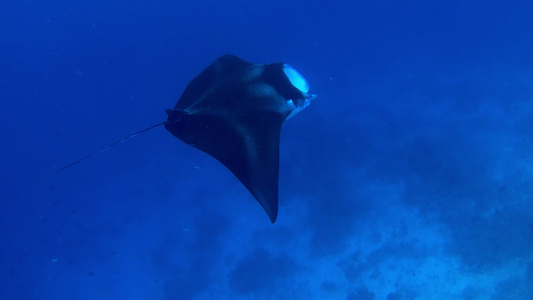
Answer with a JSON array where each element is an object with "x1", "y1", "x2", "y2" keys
[{"x1": 2, "y1": 0, "x2": 533, "y2": 299}]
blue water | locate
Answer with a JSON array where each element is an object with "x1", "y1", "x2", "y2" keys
[{"x1": 2, "y1": 1, "x2": 533, "y2": 299}]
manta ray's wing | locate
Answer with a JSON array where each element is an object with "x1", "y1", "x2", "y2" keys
[
  {"x1": 173, "y1": 55, "x2": 253, "y2": 110},
  {"x1": 165, "y1": 108, "x2": 283, "y2": 223},
  {"x1": 165, "y1": 54, "x2": 315, "y2": 223}
]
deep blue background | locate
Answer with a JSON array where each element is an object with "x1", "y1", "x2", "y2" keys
[{"x1": 2, "y1": 0, "x2": 533, "y2": 299}]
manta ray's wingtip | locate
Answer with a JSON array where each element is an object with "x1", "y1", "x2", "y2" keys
[
  {"x1": 263, "y1": 199, "x2": 278, "y2": 223},
  {"x1": 269, "y1": 213, "x2": 278, "y2": 224}
]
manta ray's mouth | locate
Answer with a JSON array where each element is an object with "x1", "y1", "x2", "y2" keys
[{"x1": 283, "y1": 64, "x2": 310, "y2": 93}]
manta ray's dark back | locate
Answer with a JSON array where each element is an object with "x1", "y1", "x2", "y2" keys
[{"x1": 165, "y1": 54, "x2": 316, "y2": 223}]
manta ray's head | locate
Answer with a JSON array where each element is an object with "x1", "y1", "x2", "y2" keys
[{"x1": 282, "y1": 64, "x2": 317, "y2": 119}]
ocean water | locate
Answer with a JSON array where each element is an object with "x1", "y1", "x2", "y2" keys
[{"x1": 2, "y1": 0, "x2": 533, "y2": 299}]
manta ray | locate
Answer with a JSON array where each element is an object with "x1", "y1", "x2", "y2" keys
[{"x1": 59, "y1": 54, "x2": 316, "y2": 223}]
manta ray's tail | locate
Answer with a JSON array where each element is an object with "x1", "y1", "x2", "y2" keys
[{"x1": 57, "y1": 122, "x2": 166, "y2": 172}]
